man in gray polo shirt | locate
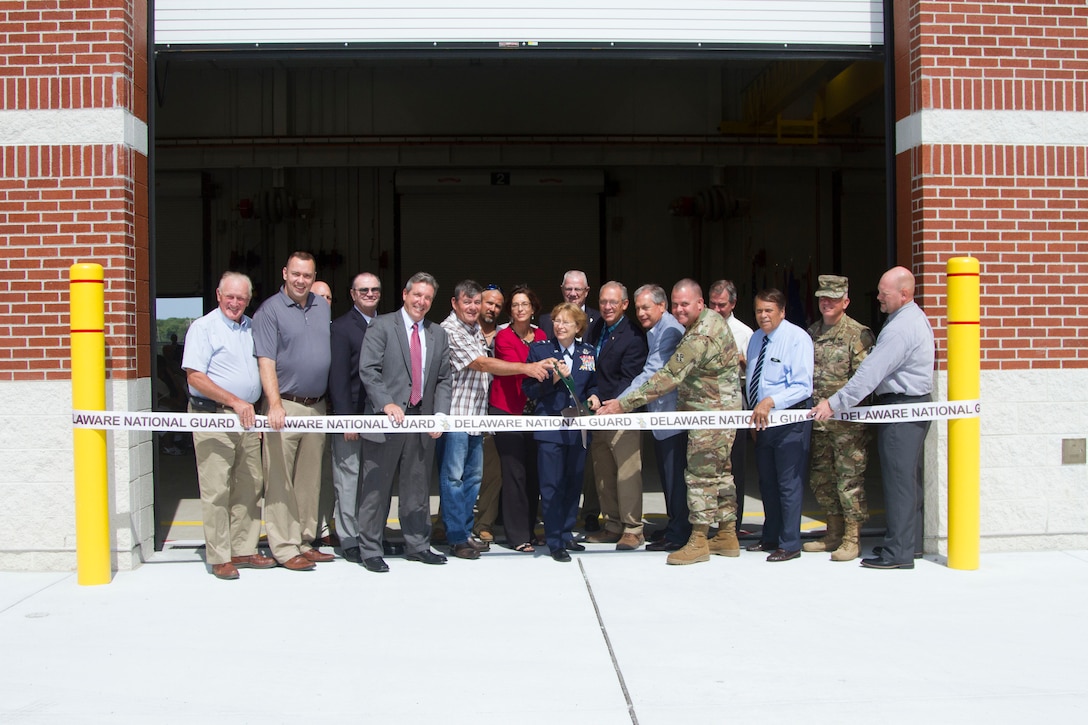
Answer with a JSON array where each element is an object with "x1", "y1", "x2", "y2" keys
[{"x1": 253, "y1": 251, "x2": 333, "y2": 571}]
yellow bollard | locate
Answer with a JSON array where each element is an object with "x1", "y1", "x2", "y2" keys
[
  {"x1": 946, "y1": 257, "x2": 980, "y2": 570},
  {"x1": 70, "y1": 263, "x2": 111, "y2": 585}
]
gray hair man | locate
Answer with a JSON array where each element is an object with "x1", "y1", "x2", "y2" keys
[
  {"x1": 182, "y1": 272, "x2": 274, "y2": 579},
  {"x1": 585, "y1": 281, "x2": 649, "y2": 550}
]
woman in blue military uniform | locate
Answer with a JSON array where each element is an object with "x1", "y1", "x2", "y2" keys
[{"x1": 523, "y1": 302, "x2": 601, "y2": 562}]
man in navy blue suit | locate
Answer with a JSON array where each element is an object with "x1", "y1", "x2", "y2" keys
[
  {"x1": 585, "y1": 281, "x2": 648, "y2": 550},
  {"x1": 327, "y1": 272, "x2": 381, "y2": 563}
]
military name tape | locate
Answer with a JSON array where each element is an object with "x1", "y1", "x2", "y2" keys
[{"x1": 71, "y1": 400, "x2": 980, "y2": 434}]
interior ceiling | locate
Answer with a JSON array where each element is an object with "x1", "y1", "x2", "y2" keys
[{"x1": 155, "y1": 53, "x2": 885, "y2": 148}]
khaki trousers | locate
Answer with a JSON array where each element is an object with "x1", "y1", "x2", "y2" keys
[
  {"x1": 262, "y1": 398, "x2": 326, "y2": 563},
  {"x1": 591, "y1": 428, "x2": 644, "y2": 534},
  {"x1": 192, "y1": 416, "x2": 264, "y2": 565}
]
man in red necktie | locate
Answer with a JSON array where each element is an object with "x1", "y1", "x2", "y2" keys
[{"x1": 356, "y1": 272, "x2": 452, "y2": 573}]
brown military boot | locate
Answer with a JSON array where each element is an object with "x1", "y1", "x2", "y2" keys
[
  {"x1": 666, "y1": 524, "x2": 710, "y2": 565},
  {"x1": 802, "y1": 514, "x2": 844, "y2": 552},
  {"x1": 707, "y1": 525, "x2": 740, "y2": 557},
  {"x1": 831, "y1": 519, "x2": 861, "y2": 561}
]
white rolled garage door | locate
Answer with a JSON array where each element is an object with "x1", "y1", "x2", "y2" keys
[{"x1": 155, "y1": 1, "x2": 883, "y2": 48}]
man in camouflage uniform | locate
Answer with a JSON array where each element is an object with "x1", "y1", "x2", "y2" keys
[
  {"x1": 597, "y1": 279, "x2": 742, "y2": 565},
  {"x1": 803, "y1": 275, "x2": 875, "y2": 561}
]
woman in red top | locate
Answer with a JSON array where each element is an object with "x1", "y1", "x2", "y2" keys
[{"x1": 490, "y1": 285, "x2": 551, "y2": 552}]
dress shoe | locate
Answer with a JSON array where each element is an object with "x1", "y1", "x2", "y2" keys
[
  {"x1": 646, "y1": 538, "x2": 683, "y2": 552},
  {"x1": 616, "y1": 532, "x2": 644, "y2": 551},
  {"x1": 873, "y1": 546, "x2": 923, "y2": 560},
  {"x1": 551, "y1": 549, "x2": 572, "y2": 563},
  {"x1": 302, "y1": 549, "x2": 335, "y2": 563},
  {"x1": 383, "y1": 540, "x2": 405, "y2": 556},
  {"x1": 585, "y1": 529, "x2": 621, "y2": 544},
  {"x1": 341, "y1": 546, "x2": 363, "y2": 564},
  {"x1": 450, "y1": 542, "x2": 480, "y2": 560},
  {"x1": 861, "y1": 556, "x2": 914, "y2": 570},
  {"x1": 231, "y1": 553, "x2": 276, "y2": 569},
  {"x1": 468, "y1": 537, "x2": 490, "y2": 552},
  {"x1": 280, "y1": 554, "x2": 315, "y2": 571},
  {"x1": 565, "y1": 540, "x2": 586, "y2": 552},
  {"x1": 211, "y1": 562, "x2": 239, "y2": 580},
  {"x1": 746, "y1": 541, "x2": 776, "y2": 552},
  {"x1": 361, "y1": 556, "x2": 390, "y2": 573},
  {"x1": 315, "y1": 533, "x2": 340, "y2": 548},
  {"x1": 766, "y1": 548, "x2": 801, "y2": 562},
  {"x1": 406, "y1": 549, "x2": 448, "y2": 565}
]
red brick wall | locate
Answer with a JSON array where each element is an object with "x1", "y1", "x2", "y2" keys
[
  {"x1": 896, "y1": 0, "x2": 1088, "y2": 369},
  {"x1": 0, "y1": 0, "x2": 149, "y2": 381}
]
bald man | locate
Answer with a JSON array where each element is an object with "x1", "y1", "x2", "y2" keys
[{"x1": 812, "y1": 266, "x2": 935, "y2": 570}]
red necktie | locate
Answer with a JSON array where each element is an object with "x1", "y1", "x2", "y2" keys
[{"x1": 409, "y1": 322, "x2": 423, "y2": 406}]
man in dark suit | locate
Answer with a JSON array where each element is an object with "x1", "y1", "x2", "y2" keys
[
  {"x1": 538, "y1": 269, "x2": 602, "y2": 344},
  {"x1": 327, "y1": 272, "x2": 381, "y2": 563},
  {"x1": 585, "y1": 281, "x2": 649, "y2": 550},
  {"x1": 356, "y1": 272, "x2": 452, "y2": 573}
]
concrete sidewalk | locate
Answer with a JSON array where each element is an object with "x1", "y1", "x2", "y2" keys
[{"x1": 3, "y1": 544, "x2": 1088, "y2": 724}]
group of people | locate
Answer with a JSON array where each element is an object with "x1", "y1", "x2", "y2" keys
[{"x1": 183, "y1": 253, "x2": 934, "y2": 579}]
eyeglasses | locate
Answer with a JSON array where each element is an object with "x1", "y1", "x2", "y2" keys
[
  {"x1": 485, "y1": 283, "x2": 503, "y2": 293},
  {"x1": 354, "y1": 287, "x2": 381, "y2": 294}
]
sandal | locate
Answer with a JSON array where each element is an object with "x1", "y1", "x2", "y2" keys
[{"x1": 514, "y1": 542, "x2": 535, "y2": 553}]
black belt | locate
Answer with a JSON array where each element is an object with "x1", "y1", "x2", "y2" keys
[
  {"x1": 876, "y1": 393, "x2": 930, "y2": 404},
  {"x1": 280, "y1": 393, "x2": 324, "y2": 405},
  {"x1": 189, "y1": 396, "x2": 230, "y2": 413},
  {"x1": 788, "y1": 397, "x2": 813, "y2": 410}
]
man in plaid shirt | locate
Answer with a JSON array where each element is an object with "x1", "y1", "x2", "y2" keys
[{"x1": 438, "y1": 280, "x2": 554, "y2": 559}]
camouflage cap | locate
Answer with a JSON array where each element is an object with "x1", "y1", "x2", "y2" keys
[{"x1": 815, "y1": 274, "x2": 849, "y2": 298}]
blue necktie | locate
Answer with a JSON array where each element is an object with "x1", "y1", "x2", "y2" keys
[{"x1": 749, "y1": 335, "x2": 769, "y2": 405}]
